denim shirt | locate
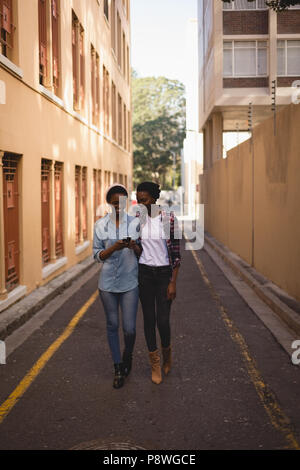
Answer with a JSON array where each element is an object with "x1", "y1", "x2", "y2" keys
[{"x1": 93, "y1": 213, "x2": 141, "y2": 293}]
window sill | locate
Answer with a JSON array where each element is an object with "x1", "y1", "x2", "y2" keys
[
  {"x1": 42, "y1": 257, "x2": 68, "y2": 280},
  {"x1": 0, "y1": 285, "x2": 27, "y2": 313},
  {"x1": 72, "y1": 110, "x2": 89, "y2": 126},
  {"x1": 0, "y1": 54, "x2": 23, "y2": 79},
  {"x1": 39, "y1": 85, "x2": 64, "y2": 108},
  {"x1": 75, "y1": 240, "x2": 90, "y2": 256}
]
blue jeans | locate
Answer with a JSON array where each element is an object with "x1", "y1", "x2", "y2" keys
[{"x1": 99, "y1": 286, "x2": 139, "y2": 364}]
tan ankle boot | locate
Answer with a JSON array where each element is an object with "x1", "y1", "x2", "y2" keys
[
  {"x1": 149, "y1": 350, "x2": 162, "y2": 384},
  {"x1": 162, "y1": 345, "x2": 172, "y2": 375}
]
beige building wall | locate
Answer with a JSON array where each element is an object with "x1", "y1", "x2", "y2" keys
[
  {"x1": 0, "y1": 0, "x2": 132, "y2": 309},
  {"x1": 203, "y1": 103, "x2": 300, "y2": 302}
]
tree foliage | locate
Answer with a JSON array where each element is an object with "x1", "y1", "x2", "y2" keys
[
  {"x1": 222, "y1": 0, "x2": 300, "y2": 10},
  {"x1": 132, "y1": 75, "x2": 186, "y2": 188}
]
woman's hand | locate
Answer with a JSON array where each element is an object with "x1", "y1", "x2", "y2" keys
[
  {"x1": 113, "y1": 240, "x2": 127, "y2": 251},
  {"x1": 167, "y1": 281, "x2": 176, "y2": 301}
]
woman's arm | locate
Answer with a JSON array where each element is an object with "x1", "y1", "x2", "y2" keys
[
  {"x1": 167, "y1": 266, "x2": 180, "y2": 301},
  {"x1": 99, "y1": 240, "x2": 127, "y2": 261}
]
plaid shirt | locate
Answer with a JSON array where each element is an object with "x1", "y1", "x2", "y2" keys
[{"x1": 137, "y1": 209, "x2": 181, "y2": 270}]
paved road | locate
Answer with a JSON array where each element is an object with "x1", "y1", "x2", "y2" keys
[{"x1": 0, "y1": 244, "x2": 300, "y2": 450}]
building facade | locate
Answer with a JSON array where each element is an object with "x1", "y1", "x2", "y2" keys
[
  {"x1": 0, "y1": 0, "x2": 132, "y2": 311},
  {"x1": 198, "y1": 0, "x2": 300, "y2": 167},
  {"x1": 182, "y1": 18, "x2": 203, "y2": 218}
]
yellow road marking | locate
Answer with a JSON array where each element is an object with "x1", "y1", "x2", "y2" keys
[
  {"x1": 0, "y1": 290, "x2": 98, "y2": 425},
  {"x1": 191, "y1": 249, "x2": 300, "y2": 450}
]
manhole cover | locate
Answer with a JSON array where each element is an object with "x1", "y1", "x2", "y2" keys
[{"x1": 71, "y1": 439, "x2": 147, "y2": 450}]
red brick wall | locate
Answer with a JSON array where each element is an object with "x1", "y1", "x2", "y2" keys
[
  {"x1": 277, "y1": 76, "x2": 300, "y2": 87},
  {"x1": 277, "y1": 11, "x2": 300, "y2": 34},
  {"x1": 223, "y1": 11, "x2": 269, "y2": 35},
  {"x1": 223, "y1": 77, "x2": 269, "y2": 88}
]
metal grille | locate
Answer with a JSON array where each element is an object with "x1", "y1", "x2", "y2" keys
[
  {"x1": 112, "y1": 82, "x2": 116, "y2": 141},
  {"x1": 54, "y1": 162, "x2": 63, "y2": 258},
  {"x1": 79, "y1": 26, "x2": 85, "y2": 110},
  {"x1": 72, "y1": 13, "x2": 79, "y2": 109},
  {"x1": 91, "y1": 47, "x2": 100, "y2": 126},
  {"x1": 82, "y1": 167, "x2": 87, "y2": 240},
  {"x1": 52, "y1": 0, "x2": 59, "y2": 93},
  {"x1": 124, "y1": 103, "x2": 127, "y2": 150},
  {"x1": 75, "y1": 165, "x2": 81, "y2": 245},
  {"x1": 118, "y1": 93, "x2": 122, "y2": 146},
  {"x1": 3, "y1": 153, "x2": 20, "y2": 292},
  {"x1": 41, "y1": 159, "x2": 51, "y2": 266},
  {"x1": 38, "y1": 0, "x2": 47, "y2": 85},
  {"x1": 0, "y1": 0, "x2": 15, "y2": 58},
  {"x1": 93, "y1": 169, "x2": 101, "y2": 222},
  {"x1": 103, "y1": 66, "x2": 110, "y2": 135}
]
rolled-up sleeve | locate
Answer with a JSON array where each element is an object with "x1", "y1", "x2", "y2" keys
[{"x1": 93, "y1": 224, "x2": 105, "y2": 263}]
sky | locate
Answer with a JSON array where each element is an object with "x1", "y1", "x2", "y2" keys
[{"x1": 131, "y1": 0, "x2": 198, "y2": 85}]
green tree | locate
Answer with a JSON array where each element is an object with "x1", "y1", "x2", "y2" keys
[
  {"x1": 132, "y1": 75, "x2": 186, "y2": 188},
  {"x1": 222, "y1": 0, "x2": 300, "y2": 10}
]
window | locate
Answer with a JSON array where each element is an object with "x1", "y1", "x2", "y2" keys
[
  {"x1": 123, "y1": 103, "x2": 127, "y2": 150},
  {"x1": 223, "y1": 40, "x2": 268, "y2": 77},
  {"x1": 38, "y1": 0, "x2": 47, "y2": 85},
  {"x1": 41, "y1": 159, "x2": 64, "y2": 263},
  {"x1": 91, "y1": 45, "x2": 100, "y2": 126},
  {"x1": 54, "y1": 162, "x2": 64, "y2": 258},
  {"x1": 93, "y1": 169, "x2": 101, "y2": 222},
  {"x1": 2, "y1": 153, "x2": 20, "y2": 292},
  {"x1": 126, "y1": 45, "x2": 130, "y2": 83},
  {"x1": 104, "y1": 0, "x2": 109, "y2": 21},
  {"x1": 122, "y1": 31, "x2": 126, "y2": 77},
  {"x1": 41, "y1": 159, "x2": 52, "y2": 266},
  {"x1": 277, "y1": 40, "x2": 300, "y2": 76},
  {"x1": 128, "y1": 110, "x2": 131, "y2": 152},
  {"x1": 223, "y1": 0, "x2": 267, "y2": 9},
  {"x1": 111, "y1": 0, "x2": 116, "y2": 52},
  {"x1": 38, "y1": 0, "x2": 60, "y2": 95},
  {"x1": 75, "y1": 166, "x2": 88, "y2": 245},
  {"x1": 118, "y1": 93, "x2": 122, "y2": 146},
  {"x1": 112, "y1": 81, "x2": 117, "y2": 141},
  {"x1": 0, "y1": 0, "x2": 15, "y2": 60},
  {"x1": 52, "y1": 0, "x2": 60, "y2": 94},
  {"x1": 117, "y1": 11, "x2": 121, "y2": 68},
  {"x1": 72, "y1": 11, "x2": 85, "y2": 112},
  {"x1": 103, "y1": 66, "x2": 110, "y2": 135}
]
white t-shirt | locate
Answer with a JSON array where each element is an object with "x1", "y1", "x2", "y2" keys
[{"x1": 139, "y1": 215, "x2": 170, "y2": 267}]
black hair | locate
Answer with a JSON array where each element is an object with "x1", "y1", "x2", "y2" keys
[
  {"x1": 106, "y1": 185, "x2": 128, "y2": 203},
  {"x1": 136, "y1": 182, "x2": 161, "y2": 201}
]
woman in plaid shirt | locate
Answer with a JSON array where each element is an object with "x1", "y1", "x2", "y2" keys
[{"x1": 136, "y1": 182, "x2": 181, "y2": 385}]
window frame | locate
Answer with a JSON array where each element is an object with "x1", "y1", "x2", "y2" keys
[
  {"x1": 223, "y1": 40, "x2": 268, "y2": 78},
  {"x1": 277, "y1": 40, "x2": 300, "y2": 77}
]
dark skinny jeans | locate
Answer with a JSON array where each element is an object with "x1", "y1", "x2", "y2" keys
[{"x1": 138, "y1": 264, "x2": 173, "y2": 352}]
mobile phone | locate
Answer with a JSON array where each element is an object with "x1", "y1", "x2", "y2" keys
[{"x1": 122, "y1": 237, "x2": 131, "y2": 244}]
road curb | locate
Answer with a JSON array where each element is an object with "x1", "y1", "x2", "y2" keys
[
  {"x1": 204, "y1": 232, "x2": 300, "y2": 337},
  {"x1": 0, "y1": 256, "x2": 96, "y2": 341}
]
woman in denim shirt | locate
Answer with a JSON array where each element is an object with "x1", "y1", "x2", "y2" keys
[{"x1": 93, "y1": 184, "x2": 141, "y2": 389}]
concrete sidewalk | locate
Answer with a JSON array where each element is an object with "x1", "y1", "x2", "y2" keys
[
  {"x1": 0, "y1": 256, "x2": 96, "y2": 341},
  {"x1": 204, "y1": 232, "x2": 300, "y2": 337}
]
